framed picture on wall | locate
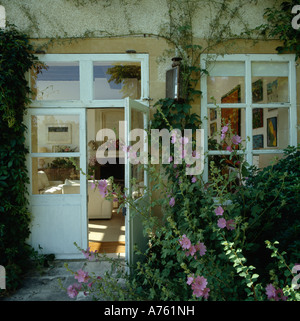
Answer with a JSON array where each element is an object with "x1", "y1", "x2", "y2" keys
[
  {"x1": 210, "y1": 109, "x2": 217, "y2": 121},
  {"x1": 47, "y1": 124, "x2": 72, "y2": 144},
  {"x1": 253, "y1": 134, "x2": 263, "y2": 149},
  {"x1": 252, "y1": 79, "x2": 263, "y2": 102},
  {"x1": 253, "y1": 108, "x2": 263, "y2": 129},
  {"x1": 221, "y1": 85, "x2": 241, "y2": 136},
  {"x1": 210, "y1": 122, "x2": 217, "y2": 136},
  {"x1": 267, "y1": 117, "x2": 277, "y2": 147}
]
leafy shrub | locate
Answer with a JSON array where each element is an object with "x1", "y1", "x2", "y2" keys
[{"x1": 0, "y1": 25, "x2": 40, "y2": 293}]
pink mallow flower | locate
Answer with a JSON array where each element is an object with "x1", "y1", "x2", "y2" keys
[
  {"x1": 169, "y1": 197, "x2": 175, "y2": 207},
  {"x1": 191, "y1": 276, "x2": 208, "y2": 298},
  {"x1": 74, "y1": 269, "x2": 90, "y2": 283},
  {"x1": 67, "y1": 284, "x2": 81, "y2": 298},
  {"x1": 81, "y1": 247, "x2": 97, "y2": 261},
  {"x1": 179, "y1": 234, "x2": 191, "y2": 250},
  {"x1": 98, "y1": 179, "x2": 108, "y2": 197},
  {"x1": 266, "y1": 284, "x2": 287, "y2": 301},
  {"x1": 232, "y1": 135, "x2": 242, "y2": 145},
  {"x1": 217, "y1": 218, "x2": 227, "y2": 229},
  {"x1": 214, "y1": 206, "x2": 224, "y2": 216},
  {"x1": 195, "y1": 242, "x2": 207, "y2": 256},
  {"x1": 191, "y1": 176, "x2": 197, "y2": 183},
  {"x1": 221, "y1": 125, "x2": 229, "y2": 134}
]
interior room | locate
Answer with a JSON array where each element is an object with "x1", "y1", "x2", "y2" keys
[{"x1": 87, "y1": 108, "x2": 126, "y2": 254}]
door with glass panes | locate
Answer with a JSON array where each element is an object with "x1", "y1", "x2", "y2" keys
[{"x1": 26, "y1": 108, "x2": 87, "y2": 259}]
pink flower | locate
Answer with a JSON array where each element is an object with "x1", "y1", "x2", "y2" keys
[
  {"x1": 202, "y1": 287, "x2": 210, "y2": 299},
  {"x1": 185, "y1": 245, "x2": 196, "y2": 257},
  {"x1": 217, "y1": 218, "x2": 227, "y2": 229},
  {"x1": 81, "y1": 247, "x2": 97, "y2": 261},
  {"x1": 187, "y1": 275, "x2": 210, "y2": 299},
  {"x1": 221, "y1": 125, "x2": 229, "y2": 134},
  {"x1": 169, "y1": 197, "x2": 175, "y2": 207},
  {"x1": 266, "y1": 284, "x2": 287, "y2": 301},
  {"x1": 67, "y1": 284, "x2": 81, "y2": 298},
  {"x1": 191, "y1": 176, "x2": 197, "y2": 183},
  {"x1": 232, "y1": 135, "x2": 242, "y2": 145},
  {"x1": 214, "y1": 206, "x2": 224, "y2": 216},
  {"x1": 74, "y1": 269, "x2": 90, "y2": 283},
  {"x1": 226, "y1": 145, "x2": 233, "y2": 152},
  {"x1": 221, "y1": 133, "x2": 226, "y2": 141},
  {"x1": 168, "y1": 155, "x2": 173, "y2": 162},
  {"x1": 179, "y1": 234, "x2": 191, "y2": 250},
  {"x1": 192, "y1": 150, "x2": 201, "y2": 159},
  {"x1": 191, "y1": 276, "x2": 208, "y2": 297},
  {"x1": 226, "y1": 219, "x2": 236, "y2": 230},
  {"x1": 181, "y1": 136, "x2": 189, "y2": 145},
  {"x1": 98, "y1": 179, "x2": 108, "y2": 197},
  {"x1": 171, "y1": 133, "x2": 177, "y2": 144},
  {"x1": 195, "y1": 242, "x2": 206, "y2": 256},
  {"x1": 187, "y1": 275, "x2": 194, "y2": 285}
]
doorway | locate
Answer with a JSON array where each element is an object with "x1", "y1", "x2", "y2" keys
[{"x1": 86, "y1": 108, "x2": 125, "y2": 254}]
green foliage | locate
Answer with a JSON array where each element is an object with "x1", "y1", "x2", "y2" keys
[
  {"x1": 255, "y1": 0, "x2": 300, "y2": 59},
  {"x1": 230, "y1": 145, "x2": 300, "y2": 284},
  {"x1": 0, "y1": 25, "x2": 40, "y2": 293}
]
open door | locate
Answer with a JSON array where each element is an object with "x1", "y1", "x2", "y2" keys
[
  {"x1": 25, "y1": 108, "x2": 87, "y2": 259},
  {"x1": 124, "y1": 98, "x2": 149, "y2": 267}
]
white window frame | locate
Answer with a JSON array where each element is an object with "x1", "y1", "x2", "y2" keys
[
  {"x1": 200, "y1": 54, "x2": 297, "y2": 182},
  {"x1": 29, "y1": 54, "x2": 149, "y2": 108}
]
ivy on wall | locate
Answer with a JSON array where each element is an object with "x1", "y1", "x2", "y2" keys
[{"x1": 0, "y1": 24, "x2": 40, "y2": 293}]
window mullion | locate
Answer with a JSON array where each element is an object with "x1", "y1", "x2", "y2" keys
[
  {"x1": 200, "y1": 56, "x2": 208, "y2": 182},
  {"x1": 80, "y1": 60, "x2": 93, "y2": 104},
  {"x1": 289, "y1": 59, "x2": 297, "y2": 146},
  {"x1": 245, "y1": 57, "x2": 252, "y2": 166}
]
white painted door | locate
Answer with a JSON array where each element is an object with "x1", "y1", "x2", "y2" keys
[
  {"x1": 25, "y1": 108, "x2": 87, "y2": 259},
  {"x1": 124, "y1": 98, "x2": 149, "y2": 266}
]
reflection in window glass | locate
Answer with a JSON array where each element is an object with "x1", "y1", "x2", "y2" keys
[
  {"x1": 251, "y1": 62, "x2": 289, "y2": 103},
  {"x1": 32, "y1": 157, "x2": 80, "y2": 194},
  {"x1": 31, "y1": 115, "x2": 80, "y2": 153},
  {"x1": 208, "y1": 108, "x2": 246, "y2": 150},
  {"x1": 93, "y1": 62, "x2": 141, "y2": 99},
  {"x1": 208, "y1": 77, "x2": 245, "y2": 104},
  {"x1": 252, "y1": 108, "x2": 289, "y2": 150},
  {"x1": 32, "y1": 62, "x2": 80, "y2": 100},
  {"x1": 207, "y1": 61, "x2": 245, "y2": 104}
]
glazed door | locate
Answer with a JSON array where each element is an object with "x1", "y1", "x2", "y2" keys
[
  {"x1": 25, "y1": 108, "x2": 87, "y2": 259},
  {"x1": 124, "y1": 98, "x2": 149, "y2": 266}
]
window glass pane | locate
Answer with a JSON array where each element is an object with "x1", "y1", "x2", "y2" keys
[
  {"x1": 253, "y1": 153, "x2": 284, "y2": 169},
  {"x1": 93, "y1": 62, "x2": 141, "y2": 99},
  {"x1": 31, "y1": 115, "x2": 80, "y2": 153},
  {"x1": 208, "y1": 77, "x2": 245, "y2": 104},
  {"x1": 207, "y1": 61, "x2": 245, "y2": 104},
  {"x1": 32, "y1": 62, "x2": 80, "y2": 100},
  {"x1": 32, "y1": 157, "x2": 80, "y2": 194},
  {"x1": 208, "y1": 108, "x2": 246, "y2": 150},
  {"x1": 252, "y1": 108, "x2": 289, "y2": 150},
  {"x1": 251, "y1": 62, "x2": 289, "y2": 103}
]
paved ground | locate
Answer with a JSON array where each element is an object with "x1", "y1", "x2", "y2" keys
[{"x1": 1, "y1": 253, "x2": 125, "y2": 301}]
